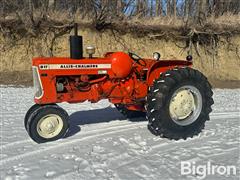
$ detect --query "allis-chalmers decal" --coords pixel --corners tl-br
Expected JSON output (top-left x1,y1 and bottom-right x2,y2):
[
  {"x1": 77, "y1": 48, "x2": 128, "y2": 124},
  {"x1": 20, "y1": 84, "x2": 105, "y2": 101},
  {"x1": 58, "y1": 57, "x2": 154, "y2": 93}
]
[{"x1": 39, "y1": 64, "x2": 111, "y2": 70}]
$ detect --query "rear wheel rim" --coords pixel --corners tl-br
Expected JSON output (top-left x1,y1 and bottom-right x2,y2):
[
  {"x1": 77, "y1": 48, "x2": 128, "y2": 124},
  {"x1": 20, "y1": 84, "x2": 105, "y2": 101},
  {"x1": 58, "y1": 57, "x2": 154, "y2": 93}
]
[
  {"x1": 169, "y1": 85, "x2": 202, "y2": 126},
  {"x1": 37, "y1": 114, "x2": 64, "y2": 139}
]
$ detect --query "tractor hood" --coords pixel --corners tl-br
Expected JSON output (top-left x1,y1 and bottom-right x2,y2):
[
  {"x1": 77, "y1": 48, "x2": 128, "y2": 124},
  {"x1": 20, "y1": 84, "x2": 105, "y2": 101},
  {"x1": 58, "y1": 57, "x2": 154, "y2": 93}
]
[{"x1": 32, "y1": 52, "x2": 134, "y2": 79}]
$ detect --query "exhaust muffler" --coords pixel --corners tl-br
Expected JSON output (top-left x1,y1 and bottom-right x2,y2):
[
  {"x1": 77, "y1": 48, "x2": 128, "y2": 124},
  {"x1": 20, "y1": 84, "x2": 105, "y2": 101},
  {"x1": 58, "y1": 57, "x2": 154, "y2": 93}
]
[{"x1": 70, "y1": 23, "x2": 83, "y2": 59}]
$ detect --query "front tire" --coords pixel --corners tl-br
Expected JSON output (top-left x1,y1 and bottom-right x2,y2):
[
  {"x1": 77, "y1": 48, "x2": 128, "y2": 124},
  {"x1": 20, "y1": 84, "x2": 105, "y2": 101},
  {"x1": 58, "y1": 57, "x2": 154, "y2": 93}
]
[
  {"x1": 24, "y1": 104, "x2": 41, "y2": 130},
  {"x1": 26, "y1": 105, "x2": 69, "y2": 143},
  {"x1": 24, "y1": 104, "x2": 58, "y2": 130},
  {"x1": 146, "y1": 67, "x2": 214, "y2": 140}
]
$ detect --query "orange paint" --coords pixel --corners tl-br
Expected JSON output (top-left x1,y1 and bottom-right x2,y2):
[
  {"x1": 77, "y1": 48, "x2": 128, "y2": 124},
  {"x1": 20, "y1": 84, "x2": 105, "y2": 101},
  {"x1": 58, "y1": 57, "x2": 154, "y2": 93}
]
[{"x1": 32, "y1": 52, "x2": 192, "y2": 111}]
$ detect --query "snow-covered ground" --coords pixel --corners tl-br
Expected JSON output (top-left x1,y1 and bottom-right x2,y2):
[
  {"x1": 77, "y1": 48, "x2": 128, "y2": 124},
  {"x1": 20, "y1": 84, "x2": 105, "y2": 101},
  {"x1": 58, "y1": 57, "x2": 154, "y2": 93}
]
[{"x1": 0, "y1": 87, "x2": 239, "y2": 180}]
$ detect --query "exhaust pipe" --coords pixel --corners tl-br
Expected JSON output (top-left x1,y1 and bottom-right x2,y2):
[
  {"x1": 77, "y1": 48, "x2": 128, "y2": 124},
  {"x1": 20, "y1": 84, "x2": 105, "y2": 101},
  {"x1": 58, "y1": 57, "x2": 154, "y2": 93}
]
[{"x1": 70, "y1": 23, "x2": 83, "y2": 59}]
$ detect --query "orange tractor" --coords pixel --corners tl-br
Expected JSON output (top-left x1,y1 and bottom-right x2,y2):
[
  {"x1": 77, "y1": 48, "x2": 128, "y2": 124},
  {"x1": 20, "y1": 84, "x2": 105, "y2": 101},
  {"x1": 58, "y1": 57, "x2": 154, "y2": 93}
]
[{"x1": 25, "y1": 24, "x2": 214, "y2": 143}]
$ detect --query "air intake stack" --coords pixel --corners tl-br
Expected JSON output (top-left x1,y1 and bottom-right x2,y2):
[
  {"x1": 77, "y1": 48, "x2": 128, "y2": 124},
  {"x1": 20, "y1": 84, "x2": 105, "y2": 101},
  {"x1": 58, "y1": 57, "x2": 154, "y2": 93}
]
[{"x1": 70, "y1": 23, "x2": 83, "y2": 59}]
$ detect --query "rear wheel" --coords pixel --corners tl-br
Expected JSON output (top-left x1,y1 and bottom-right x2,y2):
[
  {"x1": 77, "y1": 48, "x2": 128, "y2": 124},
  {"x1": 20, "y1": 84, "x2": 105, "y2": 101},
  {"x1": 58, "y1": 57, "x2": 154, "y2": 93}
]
[
  {"x1": 115, "y1": 104, "x2": 146, "y2": 119},
  {"x1": 26, "y1": 105, "x2": 69, "y2": 143},
  {"x1": 146, "y1": 67, "x2": 214, "y2": 140}
]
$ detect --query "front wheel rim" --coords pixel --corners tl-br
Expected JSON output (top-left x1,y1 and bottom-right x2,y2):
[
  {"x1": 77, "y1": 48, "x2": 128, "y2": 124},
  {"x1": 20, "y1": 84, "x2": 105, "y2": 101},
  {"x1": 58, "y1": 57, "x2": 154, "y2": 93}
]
[
  {"x1": 169, "y1": 85, "x2": 202, "y2": 126},
  {"x1": 37, "y1": 114, "x2": 64, "y2": 139}
]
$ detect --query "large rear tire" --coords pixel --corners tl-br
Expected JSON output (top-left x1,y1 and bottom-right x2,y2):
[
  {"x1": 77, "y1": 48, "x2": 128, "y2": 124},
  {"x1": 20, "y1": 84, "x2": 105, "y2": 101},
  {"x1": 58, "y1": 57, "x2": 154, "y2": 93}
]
[
  {"x1": 26, "y1": 104, "x2": 69, "y2": 143},
  {"x1": 146, "y1": 67, "x2": 214, "y2": 140}
]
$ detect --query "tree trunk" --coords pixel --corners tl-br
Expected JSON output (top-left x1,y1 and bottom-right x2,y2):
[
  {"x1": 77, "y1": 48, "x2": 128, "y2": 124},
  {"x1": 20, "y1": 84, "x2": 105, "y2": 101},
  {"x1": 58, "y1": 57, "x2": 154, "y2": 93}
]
[
  {"x1": 0, "y1": 0, "x2": 4, "y2": 17},
  {"x1": 188, "y1": 0, "x2": 194, "y2": 17},
  {"x1": 155, "y1": 0, "x2": 162, "y2": 16},
  {"x1": 173, "y1": 0, "x2": 176, "y2": 17},
  {"x1": 159, "y1": 0, "x2": 162, "y2": 16},
  {"x1": 143, "y1": 0, "x2": 148, "y2": 16},
  {"x1": 200, "y1": 0, "x2": 207, "y2": 16},
  {"x1": 167, "y1": 0, "x2": 171, "y2": 16},
  {"x1": 184, "y1": 0, "x2": 189, "y2": 17},
  {"x1": 214, "y1": 0, "x2": 223, "y2": 16},
  {"x1": 150, "y1": 0, "x2": 153, "y2": 16},
  {"x1": 117, "y1": 0, "x2": 123, "y2": 16},
  {"x1": 136, "y1": 0, "x2": 141, "y2": 15}
]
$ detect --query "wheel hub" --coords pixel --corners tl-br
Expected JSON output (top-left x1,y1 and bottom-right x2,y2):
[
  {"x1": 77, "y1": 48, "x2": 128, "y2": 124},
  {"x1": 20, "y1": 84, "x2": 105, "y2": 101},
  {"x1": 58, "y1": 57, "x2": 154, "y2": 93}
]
[
  {"x1": 169, "y1": 85, "x2": 202, "y2": 126},
  {"x1": 170, "y1": 89, "x2": 195, "y2": 120},
  {"x1": 37, "y1": 114, "x2": 63, "y2": 139}
]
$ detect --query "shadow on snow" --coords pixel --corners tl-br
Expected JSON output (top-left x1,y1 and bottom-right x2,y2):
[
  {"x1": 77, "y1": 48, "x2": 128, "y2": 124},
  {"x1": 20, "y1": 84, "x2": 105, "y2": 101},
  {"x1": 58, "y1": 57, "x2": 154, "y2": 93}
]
[{"x1": 64, "y1": 106, "x2": 146, "y2": 138}]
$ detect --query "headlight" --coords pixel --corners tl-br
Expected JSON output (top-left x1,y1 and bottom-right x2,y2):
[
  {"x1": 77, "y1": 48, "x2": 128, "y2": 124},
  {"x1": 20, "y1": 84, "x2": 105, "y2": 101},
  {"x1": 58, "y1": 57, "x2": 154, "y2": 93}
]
[
  {"x1": 86, "y1": 45, "x2": 95, "y2": 58},
  {"x1": 153, "y1": 52, "x2": 161, "y2": 61},
  {"x1": 32, "y1": 66, "x2": 43, "y2": 99}
]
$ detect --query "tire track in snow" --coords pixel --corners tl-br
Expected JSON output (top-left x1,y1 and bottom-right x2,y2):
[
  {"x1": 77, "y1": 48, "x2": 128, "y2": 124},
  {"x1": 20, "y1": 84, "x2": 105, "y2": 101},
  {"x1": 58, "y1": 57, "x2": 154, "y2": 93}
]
[
  {"x1": 52, "y1": 113, "x2": 240, "y2": 180},
  {"x1": 0, "y1": 122, "x2": 146, "y2": 166},
  {"x1": 115, "y1": 113, "x2": 238, "y2": 169},
  {"x1": 150, "y1": 112, "x2": 240, "y2": 150},
  {"x1": 1, "y1": 111, "x2": 238, "y2": 150},
  {"x1": 150, "y1": 125, "x2": 239, "y2": 153},
  {"x1": 0, "y1": 140, "x2": 31, "y2": 150},
  {"x1": 210, "y1": 111, "x2": 240, "y2": 119},
  {"x1": 0, "y1": 112, "x2": 239, "y2": 166},
  {"x1": 0, "y1": 119, "x2": 143, "y2": 151},
  {"x1": 110, "y1": 119, "x2": 239, "y2": 176}
]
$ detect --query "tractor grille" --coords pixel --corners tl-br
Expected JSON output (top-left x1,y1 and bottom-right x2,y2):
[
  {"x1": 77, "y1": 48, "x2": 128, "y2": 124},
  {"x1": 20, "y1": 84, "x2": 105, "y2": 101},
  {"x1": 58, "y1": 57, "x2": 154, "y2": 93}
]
[{"x1": 32, "y1": 66, "x2": 43, "y2": 99}]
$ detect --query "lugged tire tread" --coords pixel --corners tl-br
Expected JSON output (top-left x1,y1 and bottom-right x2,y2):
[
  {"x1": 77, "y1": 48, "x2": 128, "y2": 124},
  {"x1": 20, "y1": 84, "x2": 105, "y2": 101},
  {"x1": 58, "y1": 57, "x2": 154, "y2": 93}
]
[
  {"x1": 26, "y1": 104, "x2": 69, "y2": 143},
  {"x1": 146, "y1": 67, "x2": 214, "y2": 140}
]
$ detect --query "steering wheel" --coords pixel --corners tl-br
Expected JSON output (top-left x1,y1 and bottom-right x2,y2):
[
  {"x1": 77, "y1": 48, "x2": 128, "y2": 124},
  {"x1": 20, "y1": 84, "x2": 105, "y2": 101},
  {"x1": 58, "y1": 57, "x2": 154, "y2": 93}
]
[{"x1": 129, "y1": 52, "x2": 146, "y2": 66}]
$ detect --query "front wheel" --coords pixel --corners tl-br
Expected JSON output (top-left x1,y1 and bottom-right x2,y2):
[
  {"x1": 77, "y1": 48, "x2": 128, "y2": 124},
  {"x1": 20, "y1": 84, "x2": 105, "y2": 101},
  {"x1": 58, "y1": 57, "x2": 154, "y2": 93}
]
[
  {"x1": 24, "y1": 104, "x2": 41, "y2": 130},
  {"x1": 146, "y1": 67, "x2": 214, "y2": 140},
  {"x1": 25, "y1": 104, "x2": 69, "y2": 143}
]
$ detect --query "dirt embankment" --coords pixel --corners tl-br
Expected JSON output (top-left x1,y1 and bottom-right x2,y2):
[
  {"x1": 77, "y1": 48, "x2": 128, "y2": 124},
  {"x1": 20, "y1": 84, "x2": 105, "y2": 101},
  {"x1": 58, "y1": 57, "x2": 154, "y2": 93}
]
[{"x1": 0, "y1": 28, "x2": 239, "y2": 88}]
